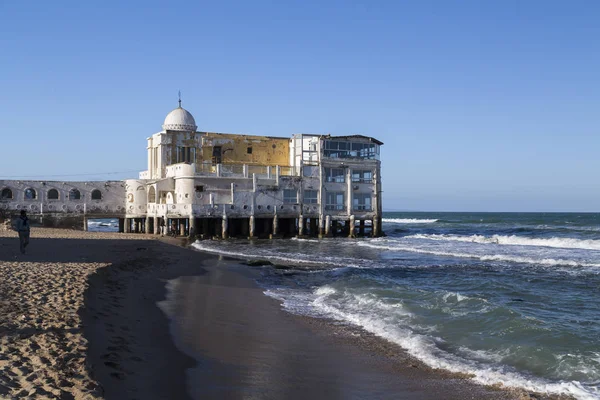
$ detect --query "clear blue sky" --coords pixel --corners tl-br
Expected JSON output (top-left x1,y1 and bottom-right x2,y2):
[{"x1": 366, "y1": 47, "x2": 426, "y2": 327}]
[{"x1": 1, "y1": 1, "x2": 598, "y2": 212}]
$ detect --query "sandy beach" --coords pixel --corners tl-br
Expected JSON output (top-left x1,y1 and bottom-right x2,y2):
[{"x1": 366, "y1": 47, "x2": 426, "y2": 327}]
[{"x1": 0, "y1": 228, "x2": 560, "y2": 399}]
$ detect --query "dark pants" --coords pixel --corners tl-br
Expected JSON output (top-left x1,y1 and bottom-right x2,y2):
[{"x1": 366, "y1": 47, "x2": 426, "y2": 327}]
[{"x1": 19, "y1": 231, "x2": 30, "y2": 254}]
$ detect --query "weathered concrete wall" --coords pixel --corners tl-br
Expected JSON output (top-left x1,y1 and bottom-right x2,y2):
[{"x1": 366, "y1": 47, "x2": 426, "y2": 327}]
[
  {"x1": 199, "y1": 132, "x2": 289, "y2": 166},
  {"x1": 0, "y1": 180, "x2": 126, "y2": 217},
  {"x1": 125, "y1": 179, "x2": 148, "y2": 217}
]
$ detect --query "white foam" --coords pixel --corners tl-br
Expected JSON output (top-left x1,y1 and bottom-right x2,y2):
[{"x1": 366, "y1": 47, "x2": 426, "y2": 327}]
[
  {"x1": 191, "y1": 241, "x2": 361, "y2": 269},
  {"x1": 408, "y1": 233, "x2": 600, "y2": 251},
  {"x1": 356, "y1": 241, "x2": 600, "y2": 269},
  {"x1": 383, "y1": 218, "x2": 438, "y2": 224},
  {"x1": 302, "y1": 288, "x2": 597, "y2": 400}
]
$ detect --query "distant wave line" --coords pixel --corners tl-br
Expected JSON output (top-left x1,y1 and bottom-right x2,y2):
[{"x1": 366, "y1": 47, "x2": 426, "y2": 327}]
[
  {"x1": 383, "y1": 218, "x2": 438, "y2": 224},
  {"x1": 407, "y1": 233, "x2": 600, "y2": 251},
  {"x1": 357, "y1": 242, "x2": 600, "y2": 268}
]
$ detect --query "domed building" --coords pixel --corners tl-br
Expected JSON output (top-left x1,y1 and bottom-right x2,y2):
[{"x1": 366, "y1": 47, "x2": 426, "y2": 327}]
[
  {"x1": 125, "y1": 99, "x2": 384, "y2": 239},
  {"x1": 162, "y1": 101, "x2": 197, "y2": 132},
  {"x1": 0, "y1": 97, "x2": 384, "y2": 238}
]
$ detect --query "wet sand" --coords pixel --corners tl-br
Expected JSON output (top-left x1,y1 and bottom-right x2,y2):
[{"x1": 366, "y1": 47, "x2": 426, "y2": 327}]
[{"x1": 0, "y1": 228, "x2": 557, "y2": 399}]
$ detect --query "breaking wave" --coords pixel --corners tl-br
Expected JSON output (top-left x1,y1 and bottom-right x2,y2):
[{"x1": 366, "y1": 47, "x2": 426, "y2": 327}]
[
  {"x1": 357, "y1": 241, "x2": 600, "y2": 269},
  {"x1": 407, "y1": 234, "x2": 600, "y2": 251}
]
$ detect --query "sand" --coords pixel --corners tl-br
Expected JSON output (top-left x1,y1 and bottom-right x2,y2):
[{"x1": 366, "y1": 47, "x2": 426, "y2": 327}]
[{"x1": 0, "y1": 227, "x2": 563, "y2": 400}]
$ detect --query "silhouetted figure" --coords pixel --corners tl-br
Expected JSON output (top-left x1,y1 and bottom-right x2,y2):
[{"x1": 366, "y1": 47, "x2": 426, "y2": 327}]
[
  {"x1": 160, "y1": 217, "x2": 166, "y2": 237},
  {"x1": 15, "y1": 210, "x2": 30, "y2": 254}
]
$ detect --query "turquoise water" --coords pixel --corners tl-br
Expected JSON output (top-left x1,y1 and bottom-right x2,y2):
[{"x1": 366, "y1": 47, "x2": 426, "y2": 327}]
[{"x1": 192, "y1": 212, "x2": 600, "y2": 399}]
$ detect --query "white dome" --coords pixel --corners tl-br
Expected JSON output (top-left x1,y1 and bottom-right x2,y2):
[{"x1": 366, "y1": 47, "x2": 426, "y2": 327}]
[{"x1": 162, "y1": 106, "x2": 197, "y2": 131}]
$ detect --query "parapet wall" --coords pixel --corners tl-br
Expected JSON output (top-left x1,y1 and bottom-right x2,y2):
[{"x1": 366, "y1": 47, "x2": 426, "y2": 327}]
[{"x1": 0, "y1": 180, "x2": 126, "y2": 220}]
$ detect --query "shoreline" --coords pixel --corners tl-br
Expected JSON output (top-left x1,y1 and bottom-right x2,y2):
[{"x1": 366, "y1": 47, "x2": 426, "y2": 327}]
[{"x1": 0, "y1": 228, "x2": 568, "y2": 399}]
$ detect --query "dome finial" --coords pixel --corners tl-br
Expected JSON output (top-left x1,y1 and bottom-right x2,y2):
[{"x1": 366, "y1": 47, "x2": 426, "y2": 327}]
[{"x1": 178, "y1": 90, "x2": 182, "y2": 108}]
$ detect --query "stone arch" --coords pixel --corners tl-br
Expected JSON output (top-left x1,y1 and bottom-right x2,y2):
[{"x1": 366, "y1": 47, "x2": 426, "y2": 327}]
[
  {"x1": 69, "y1": 188, "x2": 81, "y2": 200},
  {"x1": 1, "y1": 188, "x2": 13, "y2": 200},
  {"x1": 148, "y1": 186, "x2": 156, "y2": 203},
  {"x1": 24, "y1": 188, "x2": 37, "y2": 200},
  {"x1": 47, "y1": 189, "x2": 59, "y2": 200},
  {"x1": 91, "y1": 189, "x2": 102, "y2": 200}
]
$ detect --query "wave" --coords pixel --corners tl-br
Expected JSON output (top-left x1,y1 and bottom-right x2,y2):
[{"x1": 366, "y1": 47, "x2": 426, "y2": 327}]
[
  {"x1": 357, "y1": 241, "x2": 600, "y2": 269},
  {"x1": 407, "y1": 234, "x2": 600, "y2": 251},
  {"x1": 266, "y1": 284, "x2": 597, "y2": 400},
  {"x1": 383, "y1": 218, "x2": 438, "y2": 224},
  {"x1": 191, "y1": 241, "x2": 360, "y2": 269}
]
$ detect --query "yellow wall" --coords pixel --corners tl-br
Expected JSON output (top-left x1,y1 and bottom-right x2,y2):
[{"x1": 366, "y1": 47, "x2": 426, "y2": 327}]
[{"x1": 198, "y1": 132, "x2": 289, "y2": 166}]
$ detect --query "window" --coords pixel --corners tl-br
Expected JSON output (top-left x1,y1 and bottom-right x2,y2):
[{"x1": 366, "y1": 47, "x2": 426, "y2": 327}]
[
  {"x1": 324, "y1": 140, "x2": 380, "y2": 160},
  {"x1": 48, "y1": 189, "x2": 59, "y2": 200},
  {"x1": 303, "y1": 190, "x2": 318, "y2": 204},
  {"x1": 325, "y1": 168, "x2": 346, "y2": 183},
  {"x1": 195, "y1": 185, "x2": 204, "y2": 192},
  {"x1": 212, "y1": 146, "x2": 222, "y2": 164},
  {"x1": 283, "y1": 189, "x2": 297, "y2": 203},
  {"x1": 351, "y1": 170, "x2": 373, "y2": 183},
  {"x1": 176, "y1": 146, "x2": 195, "y2": 163},
  {"x1": 69, "y1": 189, "x2": 81, "y2": 200},
  {"x1": 325, "y1": 192, "x2": 345, "y2": 211},
  {"x1": 353, "y1": 193, "x2": 372, "y2": 211},
  {"x1": 1, "y1": 188, "x2": 13, "y2": 200},
  {"x1": 247, "y1": 147, "x2": 252, "y2": 154},
  {"x1": 303, "y1": 166, "x2": 318, "y2": 177},
  {"x1": 91, "y1": 189, "x2": 102, "y2": 200},
  {"x1": 148, "y1": 187, "x2": 157, "y2": 203},
  {"x1": 24, "y1": 188, "x2": 36, "y2": 200}
]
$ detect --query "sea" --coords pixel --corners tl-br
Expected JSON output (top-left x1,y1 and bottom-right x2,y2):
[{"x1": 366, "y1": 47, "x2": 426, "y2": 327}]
[
  {"x1": 191, "y1": 212, "x2": 600, "y2": 400},
  {"x1": 86, "y1": 218, "x2": 119, "y2": 232}
]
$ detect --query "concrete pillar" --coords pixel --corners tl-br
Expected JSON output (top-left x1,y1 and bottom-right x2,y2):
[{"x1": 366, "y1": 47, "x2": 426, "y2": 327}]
[
  {"x1": 373, "y1": 217, "x2": 381, "y2": 237},
  {"x1": 325, "y1": 215, "x2": 331, "y2": 237},
  {"x1": 83, "y1": 218, "x2": 88, "y2": 232},
  {"x1": 153, "y1": 217, "x2": 159, "y2": 235},
  {"x1": 180, "y1": 219, "x2": 186, "y2": 236},
  {"x1": 249, "y1": 215, "x2": 255, "y2": 238},
  {"x1": 359, "y1": 220, "x2": 365, "y2": 236},
  {"x1": 319, "y1": 214, "x2": 325, "y2": 237},
  {"x1": 298, "y1": 215, "x2": 304, "y2": 237},
  {"x1": 272, "y1": 214, "x2": 279, "y2": 237},
  {"x1": 222, "y1": 215, "x2": 228, "y2": 239},
  {"x1": 145, "y1": 216, "x2": 152, "y2": 234},
  {"x1": 372, "y1": 219, "x2": 379, "y2": 237},
  {"x1": 348, "y1": 215, "x2": 355, "y2": 238},
  {"x1": 189, "y1": 217, "x2": 196, "y2": 238},
  {"x1": 137, "y1": 219, "x2": 143, "y2": 233},
  {"x1": 124, "y1": 218, "x2": 130, "y2": 233}
]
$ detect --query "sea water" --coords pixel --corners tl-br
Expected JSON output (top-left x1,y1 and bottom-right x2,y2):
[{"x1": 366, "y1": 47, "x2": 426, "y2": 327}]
[
  {"x1": 191, "y1": 212, "x2": 600, "y2": 399},
  {"x1": 87, "y1": 218, "x2": 119, "y2": 232}
]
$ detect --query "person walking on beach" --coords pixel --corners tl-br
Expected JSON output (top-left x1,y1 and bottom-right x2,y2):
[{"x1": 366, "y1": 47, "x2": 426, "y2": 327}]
[
  {"x1": 14, "y1": 210, "x2": 30, "y2": 254},
  {"x1": 160, "y1": 216, "x2": 166, "y2": 236}
]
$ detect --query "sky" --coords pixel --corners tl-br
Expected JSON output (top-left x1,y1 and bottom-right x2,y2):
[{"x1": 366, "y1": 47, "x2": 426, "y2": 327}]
[{"x1": 1, "y1": 0, "x2": 599, "y2": 212}]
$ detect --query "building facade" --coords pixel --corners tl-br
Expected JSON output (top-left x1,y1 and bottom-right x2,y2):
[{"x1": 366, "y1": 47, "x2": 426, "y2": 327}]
[
  {"x1": 125, "y1": 102, "x2": 383, "y2": 238},
  {"x1": 1, "y1": 102, "x2": 384, "y2": 238}
]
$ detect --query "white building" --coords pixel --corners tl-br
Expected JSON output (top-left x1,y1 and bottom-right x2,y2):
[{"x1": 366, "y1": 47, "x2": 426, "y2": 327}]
[
  {"x1": 0, "y1": 101, "x2": 383, "y2": 238},
  {"x1": 125, "y1": 102, "x2": 383, "y2": 238}
]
